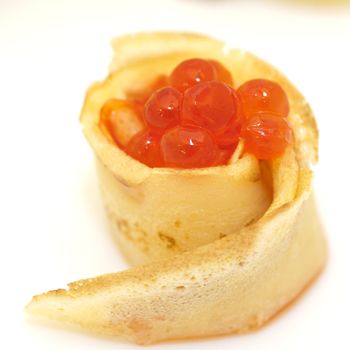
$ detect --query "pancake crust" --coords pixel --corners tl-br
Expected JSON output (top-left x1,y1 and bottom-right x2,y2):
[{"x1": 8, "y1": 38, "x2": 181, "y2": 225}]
[{"x1": 26, "y1": 33, "x2": 326, "y2": 344}]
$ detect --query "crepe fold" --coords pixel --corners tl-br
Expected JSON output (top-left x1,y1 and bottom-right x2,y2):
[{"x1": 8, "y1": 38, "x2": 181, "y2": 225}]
[{"x1": 26, "y1": 33, "x2": 326, "y2": 344}]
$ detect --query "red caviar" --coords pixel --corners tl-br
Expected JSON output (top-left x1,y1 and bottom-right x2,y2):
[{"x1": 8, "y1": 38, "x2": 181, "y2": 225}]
[
  {"x1": 161, "y1": 126, "x2": 218, "y2": 168},
  {"x1": 242, "y1": 113, "x2": 293, "y2": 159},
  {"x1": 99, "y1": 58, "x2": 292, "y2": 167},
  {"x1": 215, "y1": 149, "x2": 235, "y2": 166},
  {"x1": 208, "y1": 60, "x2": 233, "y2": 86},
  {"x1": 144, "y1": 87, "x2": 182, "y2": 132},
  {"x1": 237, "y1": 79, "x2": 290, "y2": 118},
  {"x1": 125, "y1": 130, "x2": 164, "y2": 167},
  {"x1": 170, "y1": 58, "x2": 217, "y2": 93},
  {"x1": 215, "y1": 117, "x2": 241, "y2": 150},
  {"x1": 182, "y1": 81, "x2": 239, "y2": 135}
]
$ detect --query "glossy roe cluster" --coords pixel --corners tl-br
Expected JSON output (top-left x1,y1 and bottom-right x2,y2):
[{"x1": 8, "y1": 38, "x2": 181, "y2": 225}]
[{"x1": 100, "y1": 58, "x2": 292, "y2": 168}]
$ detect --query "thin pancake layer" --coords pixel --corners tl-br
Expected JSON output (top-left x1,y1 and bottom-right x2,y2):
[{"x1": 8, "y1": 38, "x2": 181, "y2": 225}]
[{"x1": 26, "y1": 32, "x2": 325, "y2": 344}]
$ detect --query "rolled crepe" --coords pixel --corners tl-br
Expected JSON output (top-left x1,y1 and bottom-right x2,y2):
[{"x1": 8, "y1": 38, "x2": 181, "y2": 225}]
[{"x1": 26, "y1": 33, "x2": 326, "y2": 344}]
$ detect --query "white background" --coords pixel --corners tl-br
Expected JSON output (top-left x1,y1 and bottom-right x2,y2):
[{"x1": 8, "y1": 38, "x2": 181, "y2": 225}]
[{"x1": 1, "y1": 0, "x2": 350, "y2": 349}]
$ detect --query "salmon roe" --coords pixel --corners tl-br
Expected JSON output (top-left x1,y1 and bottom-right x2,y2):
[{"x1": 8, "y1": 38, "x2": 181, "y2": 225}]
[
  {"x1": 242, "y1": 113, "x2": 292, "y2": 160},
  {"x1": 161, "y1": 126, "x2": 219, "y2": 168},
  {"x1": 182, "y1": 81, "x2": 239, "y2": 135},
  {"x1": 169, "y1": 58, "x2": 217, "y2": 93},
  {"x1": 237, "y1": 79, "x2": 290, "y2": 118},
  {"x1": 99, "y1": 58, "x2": 293, "y2": 168},
  {"x1": 125, "y1": 130, "x2": 164, "y2": 167},
  {"x1": 144, "y1": 87, "x2": 182, "y2": 132}
]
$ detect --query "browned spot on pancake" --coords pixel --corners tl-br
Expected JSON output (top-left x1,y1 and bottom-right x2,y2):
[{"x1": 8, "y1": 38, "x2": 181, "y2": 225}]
[
  {"x1": 116, "y1": 219, "x2": 132, "y2": 240},
  {"x1": 247, "y1": 314, "x2": 260, "y2": 329},
  {"x1": 174, "y1": 220, "x2": 181, "y2": 228},
  {"x1": 176, "y1": 285, "x2": 185, "y2": 290},
  {"x1": 158, "y1": 232, "x2": 177, "y2": 249},
  {"x1": 127, "y1": 318, "x2": 151, "y2": 332}
]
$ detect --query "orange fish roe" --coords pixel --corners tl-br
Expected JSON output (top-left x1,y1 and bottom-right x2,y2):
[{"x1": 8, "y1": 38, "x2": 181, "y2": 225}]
[{"x1": 99, "y1": 58, "x2": 292, "y2": 167}]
